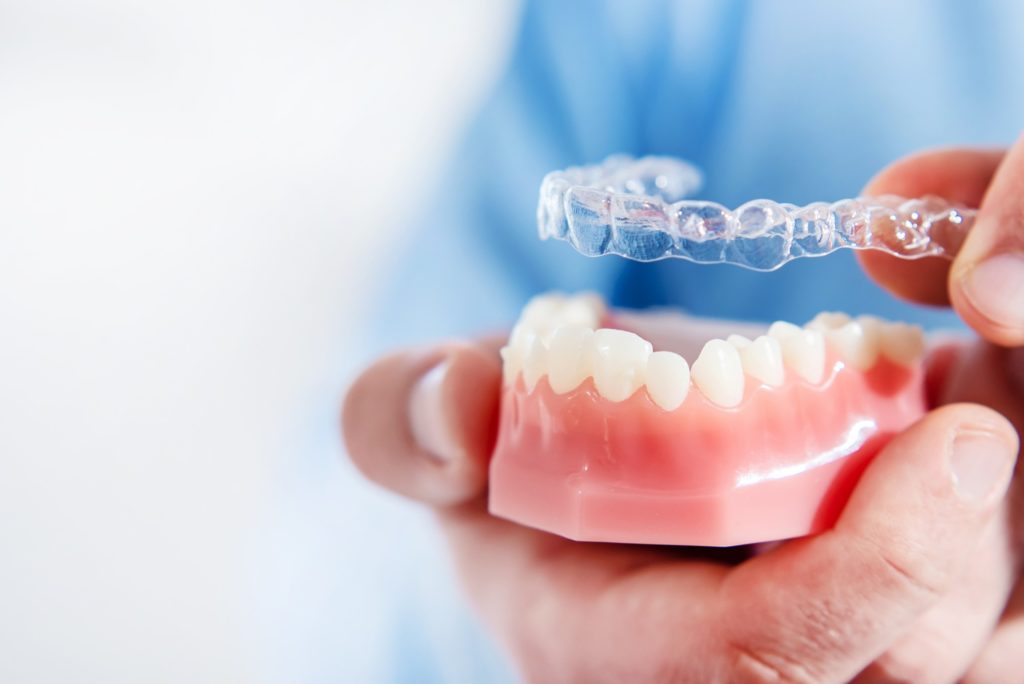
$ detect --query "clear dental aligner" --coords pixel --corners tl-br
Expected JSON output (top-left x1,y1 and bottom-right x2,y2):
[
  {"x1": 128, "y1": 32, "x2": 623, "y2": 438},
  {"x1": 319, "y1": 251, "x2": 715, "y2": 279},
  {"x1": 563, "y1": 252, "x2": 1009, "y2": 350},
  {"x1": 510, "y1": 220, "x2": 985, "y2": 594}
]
[{"x1": 538, "y1": 155, "x2": 977, "y2": 271}]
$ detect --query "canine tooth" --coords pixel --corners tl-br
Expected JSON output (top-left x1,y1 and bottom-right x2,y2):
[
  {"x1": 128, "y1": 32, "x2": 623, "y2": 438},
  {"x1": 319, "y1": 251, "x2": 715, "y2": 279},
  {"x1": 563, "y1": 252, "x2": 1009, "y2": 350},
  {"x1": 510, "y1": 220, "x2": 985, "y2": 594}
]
[
  {"x1": 726, "y1": 334, "x2": 752, "y2": 349},
  {"x1": 546, "y1": 325, "x2": 595, "y2": 394},
  {"x1": 806, "y1": 311, "x2": 852, "y2": 332},
  {"x1": 739, "y1": 335, "x2": 785, "y2": 387},
  {"x1": 880, "y1": 322, "x2": 925, "y2": 365},
  {"x1": 768, "y1": 321, "x2": 825, "y2": 384},
  {"x1": 826, "y1": 318, "x2": 882, "y2": 371},
  {"x1": 521, "y1": 335, "x2": 547, "y2": 392},
  {"x1": 691, "y1": 339, "x2": 745, "y2": 408},
  {"x1": 591, "y1": 328, "x2": 652, "y2": 401},
  {"x1": 645, "y1": 351, "x2": 690, "y2": 411}
]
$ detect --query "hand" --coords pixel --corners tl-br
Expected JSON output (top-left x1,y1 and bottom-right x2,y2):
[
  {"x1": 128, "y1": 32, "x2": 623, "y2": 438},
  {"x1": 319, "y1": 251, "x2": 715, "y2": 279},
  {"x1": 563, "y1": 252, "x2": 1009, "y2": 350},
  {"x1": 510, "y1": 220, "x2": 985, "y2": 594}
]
[
  {"x1": 855, "y1": 141, "x2": 1024, "y2": 680},
  {"x1": 343, "y1": 338, "x2": 1016, "y2": 682},
  {"x1": 341, "y1": 140, "x2": 1024, "y2": 683}
]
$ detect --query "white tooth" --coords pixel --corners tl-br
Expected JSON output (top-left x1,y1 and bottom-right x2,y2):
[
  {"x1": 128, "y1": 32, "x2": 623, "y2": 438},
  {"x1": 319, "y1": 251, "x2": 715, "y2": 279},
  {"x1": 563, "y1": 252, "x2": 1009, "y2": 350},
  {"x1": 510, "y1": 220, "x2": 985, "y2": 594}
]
[
  {"x1": 500, "y1": 346, "x2": 518, "y2": 384},
  {"x1": 645, "y1": 351, "x2": 690, "y2": 411},
  {"x1": 768, "y1": 321, "x2": 826, "y2": 384},
  {"x1": 591, "y1": 328, "x2": 652, "y2": 402},
  {"x1": 559, "y1": 292, "x2": 606, "y2": 329},
  {"x1": 806, "y1": 311, "x2": 852, "y2": 333},
  {"x1": 881, "y1": 322, "x2": 925, "y2": 365},
  {"x1": 521, "y1": 335, "x2": 547, "y2": 392},
  {"x1": 691, "y1": 339, "x2": 745, "y2": 408},
  {"x1": 738, "y1": 335, "x2": 785, "y2": 387},
  {"x1": 826, "y1": 318, "x2": 882, "y2": 371},
  {"x1": 726, "y1": 334, "x2": 752, "y2": 349},
  {"x1": 546, "y1": 325, "x2": 595, "y2": 394}
]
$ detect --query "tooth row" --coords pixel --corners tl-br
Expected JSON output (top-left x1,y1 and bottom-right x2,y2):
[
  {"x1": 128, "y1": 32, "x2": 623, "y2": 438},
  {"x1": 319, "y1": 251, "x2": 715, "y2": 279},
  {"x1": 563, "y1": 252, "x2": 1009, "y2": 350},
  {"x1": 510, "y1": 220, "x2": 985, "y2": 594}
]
[
  {"x1": 805, "y1": 312, "x2": 925, "y2": 369},
  {"x1": 502, "y1": 294, "x2": 926, "y2": 411}
]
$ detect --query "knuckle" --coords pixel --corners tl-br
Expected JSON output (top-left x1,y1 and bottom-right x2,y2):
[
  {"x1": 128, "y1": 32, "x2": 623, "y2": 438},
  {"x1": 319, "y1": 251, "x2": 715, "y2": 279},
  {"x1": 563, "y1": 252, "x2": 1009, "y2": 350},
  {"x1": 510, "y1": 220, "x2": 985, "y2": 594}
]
[
  {"x1": 725, "y1": 641, "x2": 822, "y2": 684},
  {"x1": 865, "y1": 536, "x2": 950, "y2": 603}
]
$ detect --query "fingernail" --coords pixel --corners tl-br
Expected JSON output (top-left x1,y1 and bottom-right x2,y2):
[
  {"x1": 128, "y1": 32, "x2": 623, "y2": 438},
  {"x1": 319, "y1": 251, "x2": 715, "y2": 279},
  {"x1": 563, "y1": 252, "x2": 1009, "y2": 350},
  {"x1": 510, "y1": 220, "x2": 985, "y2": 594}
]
[
  {"x1": 409, "y1": 360, "x2": 459, "y2": 463},
  {"x1": 962, "y1": 253, "x2": 1024, "y2": 333},
  {"x1": 950, "y1": 429, "x2": 1014, "y2": 504}
]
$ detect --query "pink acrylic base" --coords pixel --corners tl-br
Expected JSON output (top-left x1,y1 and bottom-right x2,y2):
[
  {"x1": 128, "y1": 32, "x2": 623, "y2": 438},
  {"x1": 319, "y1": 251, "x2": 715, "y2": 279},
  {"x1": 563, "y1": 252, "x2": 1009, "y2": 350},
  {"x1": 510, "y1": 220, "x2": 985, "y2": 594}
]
[{"x1": 489, "y1": 355, "x2": 926, "y2": 547}]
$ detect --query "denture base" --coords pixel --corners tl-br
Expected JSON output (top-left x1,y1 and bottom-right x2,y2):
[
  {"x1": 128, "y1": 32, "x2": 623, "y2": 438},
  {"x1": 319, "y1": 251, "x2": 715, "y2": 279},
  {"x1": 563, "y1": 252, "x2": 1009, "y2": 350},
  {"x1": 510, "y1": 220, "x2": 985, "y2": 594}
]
[{"x1": 489, "y1": 356, "x2": 925, "y2": 547}]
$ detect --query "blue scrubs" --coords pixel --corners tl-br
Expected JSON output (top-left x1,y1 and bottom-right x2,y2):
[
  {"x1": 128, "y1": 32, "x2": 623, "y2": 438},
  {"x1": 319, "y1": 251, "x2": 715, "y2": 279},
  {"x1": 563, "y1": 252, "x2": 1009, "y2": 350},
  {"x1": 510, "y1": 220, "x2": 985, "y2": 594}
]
[{"x1": 366, "y1": 1, "x2": 1024, "y2": 680}]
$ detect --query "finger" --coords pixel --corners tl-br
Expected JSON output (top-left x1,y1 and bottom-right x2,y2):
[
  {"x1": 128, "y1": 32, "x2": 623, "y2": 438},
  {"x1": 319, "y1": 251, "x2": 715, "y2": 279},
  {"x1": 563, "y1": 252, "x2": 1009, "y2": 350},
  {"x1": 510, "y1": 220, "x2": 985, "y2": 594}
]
[
  {"x1": 858, "y1": 147, "x2": 1004, "y2": 305},
  {"x1": 717, "y1": 404, "x2": 1019, "y2": 684},
  {"x1": 951, "y1": 133, "x2": 1024, "y2": 346},
  {"x1": 856, "y1": 507, "x2": 1016, "y2": 682},
  {"x1": 438, "y1": 499, "x2": 728, "y2": 682},
  {"x1": 341, "y1": 339, "x2": 503, "y2": 506},
  {"x1": 964, "y1": 580, "x2": 1024, "y2": 682}
]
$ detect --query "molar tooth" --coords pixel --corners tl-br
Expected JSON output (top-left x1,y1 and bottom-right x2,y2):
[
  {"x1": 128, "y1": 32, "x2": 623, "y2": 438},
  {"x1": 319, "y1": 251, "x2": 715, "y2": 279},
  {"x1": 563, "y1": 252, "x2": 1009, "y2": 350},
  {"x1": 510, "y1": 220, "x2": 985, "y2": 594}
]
[
  {"x1": 591, "y1": 328, "x2": 652, "y2": 402},
  {"x1": 546, "y1": 325, "x2": 595, "y2": 394},
  {"x1": 880, "y1": 322, "x2": 925, "y2": 365},
  {"x1": 521, "y1": 335, "x2": 547, "y2": 392},
  {"x1": 645, "y1": 351, "x2": 690, "y2": 411},
  {"x1": 691, "y1": 339, "x2": 745, "y2": 408},
  {"x1": 806, "y1": 311, "x2": 852, "y2": 333},
  {"x1": 768, "y1": 321, "x2": 826, "y2": 384},
  {"x1": 738, "y1": 335, "x2": 785, "y2": 387},
  {"x1": 825, "y1": 318, "x2": 882, "y2": 371}
]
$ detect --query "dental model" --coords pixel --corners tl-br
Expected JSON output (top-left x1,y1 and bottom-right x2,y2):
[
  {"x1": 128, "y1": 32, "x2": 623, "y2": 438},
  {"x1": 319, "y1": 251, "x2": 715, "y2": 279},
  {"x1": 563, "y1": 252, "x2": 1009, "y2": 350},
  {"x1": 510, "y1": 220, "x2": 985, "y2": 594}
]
[
  {"x1": 489, "y1": 292, "x2": 927, "y2": 546},
  {"x1": 538, "y1": 156, "x2": 976, "y2": 270}
]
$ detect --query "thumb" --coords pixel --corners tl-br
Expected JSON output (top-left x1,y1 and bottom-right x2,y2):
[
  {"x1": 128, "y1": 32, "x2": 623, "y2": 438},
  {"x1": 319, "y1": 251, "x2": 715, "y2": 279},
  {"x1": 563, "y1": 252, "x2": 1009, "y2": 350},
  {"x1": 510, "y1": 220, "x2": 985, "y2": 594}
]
[
  {"x1": 951, "y1": 133, "x2": 1024, "y2": 346},
  {"x1": 717, "y1": 404, "x2": 1018, "y2": 683}
]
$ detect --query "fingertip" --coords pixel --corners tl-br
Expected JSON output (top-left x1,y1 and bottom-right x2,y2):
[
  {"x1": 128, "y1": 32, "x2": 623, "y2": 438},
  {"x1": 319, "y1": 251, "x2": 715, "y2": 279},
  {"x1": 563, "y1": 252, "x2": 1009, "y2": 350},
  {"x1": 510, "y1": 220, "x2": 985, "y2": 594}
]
[
  {"x1": 857, "y1": 251, "x2": 951, "y2": 306},
  {"x1": 341, "y1": 341, "x2": 503, "y2": 506},
  {"x1": 950, "y1": 254, "x2": 1024, "y2": 347}
]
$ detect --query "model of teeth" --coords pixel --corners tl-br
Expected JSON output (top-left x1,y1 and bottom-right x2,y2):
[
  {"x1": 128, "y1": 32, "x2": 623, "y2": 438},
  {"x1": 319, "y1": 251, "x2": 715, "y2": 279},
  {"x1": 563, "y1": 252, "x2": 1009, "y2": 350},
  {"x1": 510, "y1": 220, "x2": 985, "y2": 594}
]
[
  {"x1": 490, "y1": 291, "x2": 929, "y2": 548},
  {"x1": 499, "y1": 292, "x2": 924, "y2": 410}
]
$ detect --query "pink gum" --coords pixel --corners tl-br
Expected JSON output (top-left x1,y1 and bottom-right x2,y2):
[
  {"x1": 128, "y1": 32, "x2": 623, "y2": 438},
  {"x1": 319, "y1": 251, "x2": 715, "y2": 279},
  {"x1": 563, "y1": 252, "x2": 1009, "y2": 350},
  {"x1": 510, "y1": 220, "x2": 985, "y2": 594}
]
[{"x1": 489, "y1": 354, "x2": 926, "y2": 547}]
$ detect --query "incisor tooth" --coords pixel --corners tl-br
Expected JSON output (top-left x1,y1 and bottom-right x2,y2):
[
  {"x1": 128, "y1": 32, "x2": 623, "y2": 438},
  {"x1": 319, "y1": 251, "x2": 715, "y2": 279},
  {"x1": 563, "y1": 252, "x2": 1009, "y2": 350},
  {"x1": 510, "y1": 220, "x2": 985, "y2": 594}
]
[
  {"x1": 546, "y1": 325, "x2": 595, "y2": 394},
  {"x1": 768, "y1": 321, "x2": 826, "y2": 384},
  {"x1": 880, "y1": 322, "x2": 925, "y2": 365},
  {"x1": 645, "y1": 351, "x2": 690, "y2": 411},
  {"x1": 591, "y1": 328, "x2": 652, "y2": 402},
  {"x1": 826, "y1": 318, "x2": 881, "y2": 371},
  {"x1": 739, "y1": 335, "x2": 785, "y2": 387},
  {"x1": 691, "y1": 339, "x2": 745, "y2": 408}
]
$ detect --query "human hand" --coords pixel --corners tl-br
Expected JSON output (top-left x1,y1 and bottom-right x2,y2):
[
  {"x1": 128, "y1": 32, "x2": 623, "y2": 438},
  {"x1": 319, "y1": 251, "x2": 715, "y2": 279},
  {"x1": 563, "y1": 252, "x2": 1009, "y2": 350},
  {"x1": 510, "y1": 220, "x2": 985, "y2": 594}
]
[
  {"x1": 854, "y1": 141, "x2": 1024, "y2": 680},
  {"x1": 343, "y1": 333, "x2": 1017, "y2": 682}
]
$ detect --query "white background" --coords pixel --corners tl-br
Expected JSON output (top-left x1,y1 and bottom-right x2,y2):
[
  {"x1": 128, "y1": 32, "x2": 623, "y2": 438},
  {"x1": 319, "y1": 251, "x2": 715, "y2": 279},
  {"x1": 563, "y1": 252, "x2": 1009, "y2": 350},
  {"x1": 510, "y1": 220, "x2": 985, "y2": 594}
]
[{"x1": 0, "y1": 1, "x2": 516, "y2": 680}]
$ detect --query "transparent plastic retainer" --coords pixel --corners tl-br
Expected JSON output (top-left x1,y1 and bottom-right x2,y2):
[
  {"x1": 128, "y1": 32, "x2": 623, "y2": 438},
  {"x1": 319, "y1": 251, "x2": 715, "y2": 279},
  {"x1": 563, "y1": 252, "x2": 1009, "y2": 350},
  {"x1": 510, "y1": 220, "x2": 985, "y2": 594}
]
[{"x1": 538, "y1": 156, "x2": 976, "y2": 271}]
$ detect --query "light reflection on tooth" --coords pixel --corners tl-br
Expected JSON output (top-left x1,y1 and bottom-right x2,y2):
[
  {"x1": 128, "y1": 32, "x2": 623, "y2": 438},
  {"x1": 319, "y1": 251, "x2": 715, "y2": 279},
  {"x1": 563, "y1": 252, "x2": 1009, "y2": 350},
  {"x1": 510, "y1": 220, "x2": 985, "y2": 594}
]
[
  {"x1": 591, "y1": 328, "x2": 652, "y2": 402},
  {"x1": 691, "y1": 339, "x2": 745, "y2": 408},
  {"x1": 739, "y1": 335, "x2": 785, "y2": 387},
  {"x1": 768, "y1": 321, "x2": 825, "y2": 384},
  {"x1": 646, "y1": 351, "x2": 690, "y2": 411},
  {"x1": 546, "y1": 325, "x2": 595, "y2": 394},
  {"x1": 881, "y1": 322, "x2": 925, "y2": 365},
  {"x1": 826, "y1": 318, "x2": 881, "y2": 371}
]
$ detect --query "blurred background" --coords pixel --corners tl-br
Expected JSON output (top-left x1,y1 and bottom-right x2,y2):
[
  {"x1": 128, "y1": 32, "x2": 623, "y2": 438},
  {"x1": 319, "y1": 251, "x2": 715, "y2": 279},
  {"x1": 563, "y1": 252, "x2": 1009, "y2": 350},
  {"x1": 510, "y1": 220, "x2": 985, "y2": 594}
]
[
  {"x1": 1, "y1": 1, "x2": 516, "y2": 681},
  {"x1": 4, "y1": 1, "x2": 1024, "y2": 682}
]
